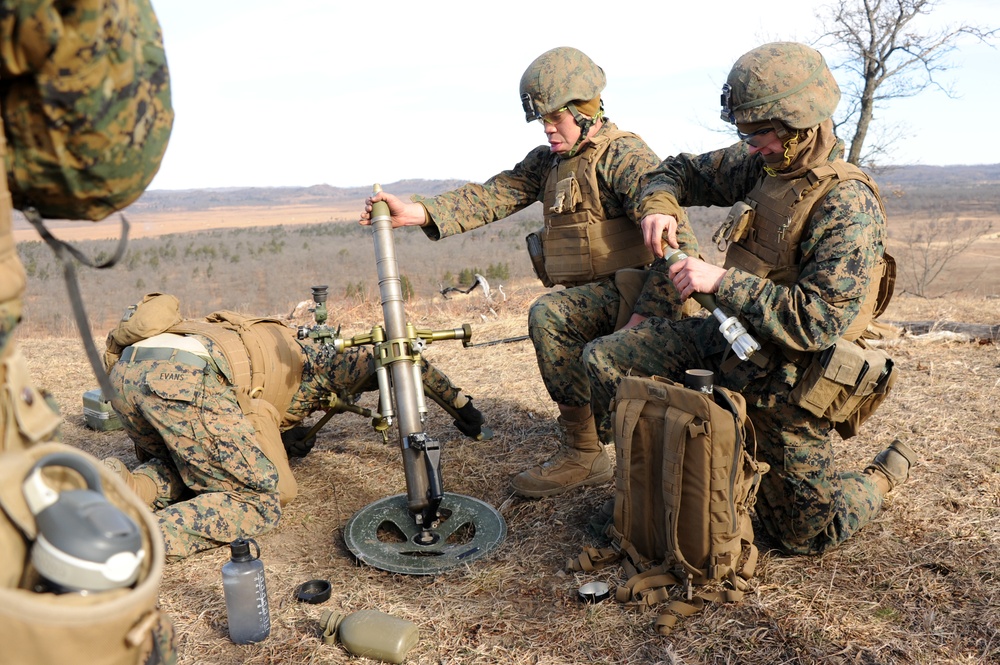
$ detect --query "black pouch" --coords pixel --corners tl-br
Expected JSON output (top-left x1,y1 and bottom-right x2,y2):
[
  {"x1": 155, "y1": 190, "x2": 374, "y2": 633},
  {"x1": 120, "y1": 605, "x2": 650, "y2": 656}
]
[{"x1": 525, "y1": 231, "x2": 554, "y2": 288}]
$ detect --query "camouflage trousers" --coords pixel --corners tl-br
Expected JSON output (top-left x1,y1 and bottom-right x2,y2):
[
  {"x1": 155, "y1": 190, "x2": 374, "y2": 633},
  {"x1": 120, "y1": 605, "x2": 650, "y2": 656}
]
[
  {"x1": 584, "y1": 315, "x2": 886, "y2": 555},
  {"x1": 527, "y1": 278, "x2": 623, "y2": 420},
  {"x1": 110, "y1": 356, "x2": 281, "y2": 561}
]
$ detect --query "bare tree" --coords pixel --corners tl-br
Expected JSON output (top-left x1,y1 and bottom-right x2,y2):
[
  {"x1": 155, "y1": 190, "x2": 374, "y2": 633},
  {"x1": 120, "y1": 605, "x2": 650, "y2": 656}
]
[
  {"x1": 815, "y1": 0, "x2": 996, "y2": 165},
  {"x1": 893, "y1": 211, "x2": 993, "y2": 297}
]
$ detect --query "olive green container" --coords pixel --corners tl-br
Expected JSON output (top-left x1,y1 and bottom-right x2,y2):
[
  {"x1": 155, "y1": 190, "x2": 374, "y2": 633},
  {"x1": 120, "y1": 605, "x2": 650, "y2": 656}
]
[
  {"x1": 82, "y1": 389, "x2": 123, "y2": 431},
  {"x1": 321, "y1": 609, "x2": 418, "y2": 664}
]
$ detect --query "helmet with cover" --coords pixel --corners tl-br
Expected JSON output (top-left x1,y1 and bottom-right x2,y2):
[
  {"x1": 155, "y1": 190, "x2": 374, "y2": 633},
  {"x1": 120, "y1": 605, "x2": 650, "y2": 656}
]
[
  {"x1": 720, "y1": 42, "x2": 840, "y2": 130},
  {"x1": 519, "y1": 46, "x2": 606, "y2": 123}
]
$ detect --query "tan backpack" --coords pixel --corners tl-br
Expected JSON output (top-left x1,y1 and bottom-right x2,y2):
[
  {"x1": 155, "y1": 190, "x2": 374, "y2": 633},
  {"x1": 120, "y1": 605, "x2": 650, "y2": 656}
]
[
  {"x1": 568, "y1": 375, "x2": 768, "y2": 634},
  {"x1": 0, "y1": 442, "x2": 177, "y2": 664}
]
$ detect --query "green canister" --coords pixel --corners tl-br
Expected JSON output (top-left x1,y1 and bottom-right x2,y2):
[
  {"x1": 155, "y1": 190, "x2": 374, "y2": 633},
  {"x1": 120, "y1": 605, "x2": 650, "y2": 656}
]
[{"x1": 321, "y1": 608, "x2": 418, "y2": 663}]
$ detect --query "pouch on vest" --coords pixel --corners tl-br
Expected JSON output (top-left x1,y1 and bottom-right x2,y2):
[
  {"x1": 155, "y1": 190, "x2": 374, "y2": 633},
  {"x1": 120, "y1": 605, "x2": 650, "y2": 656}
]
[
  {"x1": 525, "y1": 230, "x2": 554, "y2": 288},
  {"x1": 0, "y1": 443, "x2": 177, "y2": 664},
  {"x1": 788, "y1": 338, "x2": 897, "y2": 439},
  {"x1": 712, "y1": 201, "x2": 755, "y2": 250},
  {"x1": 104, "y1": 293, "x2": 183, "y2": 372},
  {"x1": 549, "y1": 174, "x2": 582, "y2": 215},
  {"x1": 567, "y1": 376, "x2": 768, "y2": 635}
]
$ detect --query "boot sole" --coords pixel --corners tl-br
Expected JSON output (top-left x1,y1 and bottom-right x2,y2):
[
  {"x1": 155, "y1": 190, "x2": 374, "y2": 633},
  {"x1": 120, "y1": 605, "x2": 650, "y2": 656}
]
[{"x1": 510, "y1": 467, "x2": 614, "y2": 499}]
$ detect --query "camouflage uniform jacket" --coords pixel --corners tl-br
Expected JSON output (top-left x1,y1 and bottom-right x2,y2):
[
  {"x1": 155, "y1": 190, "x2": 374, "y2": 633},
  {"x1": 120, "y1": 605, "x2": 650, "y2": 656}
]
[
  {"x1": 639, "y1": 140, "x2": 886, "y2": 385},
  {"x1": 414, "y1": 121, "x2": 699, "y2": 318}
]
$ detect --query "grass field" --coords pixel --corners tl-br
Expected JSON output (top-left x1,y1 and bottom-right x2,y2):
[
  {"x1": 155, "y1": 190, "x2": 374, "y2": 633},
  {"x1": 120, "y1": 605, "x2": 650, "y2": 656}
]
[{"x1": 12, "y1": 204, "x2": 1000, "y2": 664}]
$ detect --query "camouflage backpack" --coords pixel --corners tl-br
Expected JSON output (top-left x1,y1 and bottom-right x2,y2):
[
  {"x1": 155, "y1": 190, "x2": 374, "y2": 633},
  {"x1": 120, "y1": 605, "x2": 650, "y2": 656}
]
[{"x1": 568, "y1": 375, "x2": 768, "y2": 634}]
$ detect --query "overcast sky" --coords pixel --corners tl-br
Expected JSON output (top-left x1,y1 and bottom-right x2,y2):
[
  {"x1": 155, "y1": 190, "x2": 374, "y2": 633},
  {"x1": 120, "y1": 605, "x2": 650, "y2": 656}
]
[{"x1": 149, "y1": 0, "x2": 1000, "y2": 191}]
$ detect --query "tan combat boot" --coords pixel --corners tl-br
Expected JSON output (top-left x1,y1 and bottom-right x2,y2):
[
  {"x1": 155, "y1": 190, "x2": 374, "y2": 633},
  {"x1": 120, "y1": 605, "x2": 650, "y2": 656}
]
[
  {"x1": 510, "y1": 405, "x2": 613, "y2": 498},
  {"x1": 864, "y1": 439, "x2": 916, "y2": 495},
  {"x1": 103, "y1": 457, "x2": 158, "y2": 507}
]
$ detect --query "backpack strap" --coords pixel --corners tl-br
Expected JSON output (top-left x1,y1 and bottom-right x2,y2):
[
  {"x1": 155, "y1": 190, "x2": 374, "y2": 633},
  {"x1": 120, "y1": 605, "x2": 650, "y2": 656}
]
[
  {"x1": 566, "y1": 545, "x2": 620, "y2": 573},
  {"x1": 615, "y1": 563, "x2": 749, "y2": 635},
  {"x1": 663, "y1": 404, "x2": 698, "y2": 576}
]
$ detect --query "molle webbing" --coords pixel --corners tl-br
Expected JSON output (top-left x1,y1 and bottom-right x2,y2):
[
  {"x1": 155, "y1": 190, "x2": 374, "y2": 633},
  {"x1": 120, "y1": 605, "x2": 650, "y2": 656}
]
[
  {"x1": 725, "y1": 160, "x2": 892, "y2": 342},
  {"x1": 170, "y1": 314, "x2": 304, "y2": 416},
  {"x1": 540, "y1": 129, "x2": 654, "y2": 286}
]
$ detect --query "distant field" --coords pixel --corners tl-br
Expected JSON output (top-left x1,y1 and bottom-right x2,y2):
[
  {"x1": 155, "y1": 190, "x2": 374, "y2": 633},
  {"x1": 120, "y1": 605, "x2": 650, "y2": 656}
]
[
  {"x1": 11, "y1": 203, "x2": 364, "y2": 243},
  {"x1": 14, "y1": 198, "x2": 1000, "y2": 340}
]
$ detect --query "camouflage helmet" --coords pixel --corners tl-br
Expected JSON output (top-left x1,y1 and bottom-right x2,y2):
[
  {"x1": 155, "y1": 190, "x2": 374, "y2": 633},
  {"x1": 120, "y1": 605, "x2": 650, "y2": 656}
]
[
  {"x1": 720, "y1": 42, "x2": 840, "y2": 130},
  {"x1": 1, "y1": 0, "x2": 173, "y2": 221},
  {"x1": 519, "y1": 47, "x2": 606, "y2": 123}
]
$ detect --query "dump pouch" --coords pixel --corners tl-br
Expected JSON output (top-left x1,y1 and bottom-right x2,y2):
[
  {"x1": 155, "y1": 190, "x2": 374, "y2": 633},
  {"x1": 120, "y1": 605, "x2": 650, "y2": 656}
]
[
  {"x1": 0, "y1": 443, "x2": 177, "y2": 664},
  {"x1": 789, "y1": 338, "x2": 897, "y2": 438},
  {"x1": 245, "y1": 398, "x2": 298, "y2": 506},
  {"x1": 613, "y1": 268, "x2": 648, "y2": 331}
]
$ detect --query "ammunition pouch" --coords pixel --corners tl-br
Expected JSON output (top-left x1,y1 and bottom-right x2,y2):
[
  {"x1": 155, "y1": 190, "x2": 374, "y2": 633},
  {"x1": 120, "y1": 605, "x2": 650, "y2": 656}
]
[
  {"x1": 789, "y1": 338, "x2": 897, "y2": 439},
  {"x1": 712, "y1": 201, "x2": 755, "y2": 250}
]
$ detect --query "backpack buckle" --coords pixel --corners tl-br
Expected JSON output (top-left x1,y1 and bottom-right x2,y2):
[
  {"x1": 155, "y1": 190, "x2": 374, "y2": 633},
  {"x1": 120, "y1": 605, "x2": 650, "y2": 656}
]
[{"x1": 684, "y1": 573, "x2": 694, "y2": 601}]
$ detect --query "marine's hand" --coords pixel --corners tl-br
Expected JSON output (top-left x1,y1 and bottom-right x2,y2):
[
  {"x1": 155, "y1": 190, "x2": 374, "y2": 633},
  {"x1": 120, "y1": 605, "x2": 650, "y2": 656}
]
[
  {"x1": 668, "y1": 256, "x2": 727, "y2": 301},
  {"x1": 281, "y1": 426, "x2": 317, "y2": 459},
  {"x1": 640, "y1": 214, "x2": 679, "y2": 258},
  {"x1": 360, "y1": 191, "x2": 427, "y2": 228},
  {"x1": 621, "y1": 312, "x2": 647, "y2": 330}
]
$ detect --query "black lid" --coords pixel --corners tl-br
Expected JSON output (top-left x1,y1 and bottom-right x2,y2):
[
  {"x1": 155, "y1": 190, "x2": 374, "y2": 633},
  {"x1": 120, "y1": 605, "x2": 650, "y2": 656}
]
[{"x1": 229, "y1": 538, "x2": 257, "y2": 562}]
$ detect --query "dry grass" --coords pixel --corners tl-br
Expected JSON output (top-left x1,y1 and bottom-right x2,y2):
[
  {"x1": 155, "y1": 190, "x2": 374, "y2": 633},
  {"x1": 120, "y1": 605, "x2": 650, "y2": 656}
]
[{"x1": 17, "y1": 286, "x2": 1000, "y2": 665}]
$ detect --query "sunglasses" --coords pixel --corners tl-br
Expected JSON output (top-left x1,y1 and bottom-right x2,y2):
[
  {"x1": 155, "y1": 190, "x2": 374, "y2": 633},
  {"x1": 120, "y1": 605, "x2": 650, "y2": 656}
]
[
  {"x1": 737, "y1": 126, "x2": 776, "y2": 147},
  {"x1": 537, "y1": 107, "x2": 570, "y2": 125}
]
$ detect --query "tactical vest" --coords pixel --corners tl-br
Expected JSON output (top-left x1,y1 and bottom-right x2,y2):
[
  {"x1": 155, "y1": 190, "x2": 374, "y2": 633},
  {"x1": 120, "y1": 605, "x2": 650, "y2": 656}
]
[
  {"x1": 719, "y1": 160, "x2": 894, "y2": 343},
  {"x1": 539, "y1": 128, "x2": 655, "y2": 286},
  {"x1": 169, "y1": 313, "x2": 305, "y2": 422}
]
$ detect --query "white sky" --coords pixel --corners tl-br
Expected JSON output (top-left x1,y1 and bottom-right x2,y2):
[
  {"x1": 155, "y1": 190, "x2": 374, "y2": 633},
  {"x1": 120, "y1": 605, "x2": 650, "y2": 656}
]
[{"x1": 149, "y1": 0, "x2": 1000, "y2": 191}]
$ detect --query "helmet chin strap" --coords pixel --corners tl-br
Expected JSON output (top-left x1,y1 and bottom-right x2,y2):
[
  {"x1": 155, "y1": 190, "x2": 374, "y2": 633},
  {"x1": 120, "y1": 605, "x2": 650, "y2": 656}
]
[
  {"x1": 763, "y1": 129, "x2": 802, "y2": 177},
  {"x1": 562, "y1": 102, "x2": 604, "y2": 158}
]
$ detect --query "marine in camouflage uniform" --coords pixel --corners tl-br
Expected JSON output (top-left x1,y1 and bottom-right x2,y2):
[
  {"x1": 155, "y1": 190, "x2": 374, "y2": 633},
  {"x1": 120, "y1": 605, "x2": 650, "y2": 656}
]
[
  {"x1": 361, "y1": 47, "x2": 699, "y2": 499},
  {"x1": 0, "y1": 3, "x2": 177, "y2": 663},
  {"x1": 585, "y1": 42, "x2": 915, "y2": 555},
  {"x1": 0, "y1": 0, "x2": 173, "y2": 453},
  {"x1": 107, "y1": 322, "x2": 483, "y2": 561}
]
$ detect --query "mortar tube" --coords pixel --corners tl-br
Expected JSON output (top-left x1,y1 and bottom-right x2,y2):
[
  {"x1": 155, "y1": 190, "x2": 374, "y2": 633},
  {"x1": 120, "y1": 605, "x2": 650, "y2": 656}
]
[{"x1": 370, "y1": 186, "x2": 439, "y2": 518}]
